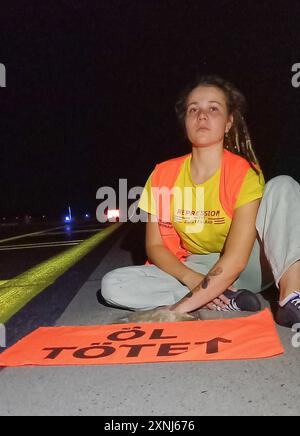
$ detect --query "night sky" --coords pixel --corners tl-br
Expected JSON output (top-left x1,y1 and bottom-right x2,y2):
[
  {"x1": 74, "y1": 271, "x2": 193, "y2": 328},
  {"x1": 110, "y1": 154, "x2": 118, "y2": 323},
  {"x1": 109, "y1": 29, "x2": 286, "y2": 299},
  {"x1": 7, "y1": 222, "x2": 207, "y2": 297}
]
[{"x1": 1, "y1": 0, "x2": 300, "y2": 218}]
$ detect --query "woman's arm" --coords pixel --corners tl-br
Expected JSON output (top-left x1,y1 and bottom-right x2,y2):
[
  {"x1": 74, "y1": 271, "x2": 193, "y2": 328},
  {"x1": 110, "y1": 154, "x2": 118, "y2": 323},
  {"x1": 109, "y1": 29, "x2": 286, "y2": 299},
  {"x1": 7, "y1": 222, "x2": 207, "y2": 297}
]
[
  {"x1": 170, "y1": 198, "x2": 261, "y2": 313},
  {"x1": 146, "y1": 215, "x2": 206, "y2": 290}
]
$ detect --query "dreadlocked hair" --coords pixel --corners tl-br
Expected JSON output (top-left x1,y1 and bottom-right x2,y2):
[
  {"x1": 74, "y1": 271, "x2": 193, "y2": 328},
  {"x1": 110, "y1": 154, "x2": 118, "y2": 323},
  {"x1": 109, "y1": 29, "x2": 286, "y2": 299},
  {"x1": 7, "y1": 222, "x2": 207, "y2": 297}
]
[{"x1": 175, "y1": 74, "x2": 262, "y2": 176}]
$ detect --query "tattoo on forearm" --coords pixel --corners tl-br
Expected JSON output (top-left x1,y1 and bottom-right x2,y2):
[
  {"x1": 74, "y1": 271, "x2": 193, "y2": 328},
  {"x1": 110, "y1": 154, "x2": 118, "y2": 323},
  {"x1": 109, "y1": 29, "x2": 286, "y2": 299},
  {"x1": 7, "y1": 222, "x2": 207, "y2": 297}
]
[
  {"x1": 201, "y1": 276, "x2": 210, "y2": 289},
  {"x1": 209, "y1": 267, "x2": 223, "y2": 277},
  {"x1": 173, "y1": 266, "x2": 224, "y2": 309},
  {"x1": 194, "y1": 267, "x2": 223, "y2": 292}
]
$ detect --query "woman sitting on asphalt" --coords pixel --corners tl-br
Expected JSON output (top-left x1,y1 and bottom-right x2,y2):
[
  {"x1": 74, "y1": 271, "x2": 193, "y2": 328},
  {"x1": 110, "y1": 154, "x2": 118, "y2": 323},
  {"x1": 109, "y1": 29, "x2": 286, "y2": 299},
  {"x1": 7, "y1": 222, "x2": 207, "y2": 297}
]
[{"x1": 101, "y1": 74, "x2": 300, "y2": 328}]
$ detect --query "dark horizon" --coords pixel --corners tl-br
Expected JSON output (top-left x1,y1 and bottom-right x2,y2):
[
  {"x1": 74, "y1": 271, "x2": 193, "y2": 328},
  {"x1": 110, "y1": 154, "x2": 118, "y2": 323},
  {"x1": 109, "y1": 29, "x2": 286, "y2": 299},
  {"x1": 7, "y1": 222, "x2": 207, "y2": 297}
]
[{"x1": 1, "y1": 1, "x2": 300, "y2": 218}]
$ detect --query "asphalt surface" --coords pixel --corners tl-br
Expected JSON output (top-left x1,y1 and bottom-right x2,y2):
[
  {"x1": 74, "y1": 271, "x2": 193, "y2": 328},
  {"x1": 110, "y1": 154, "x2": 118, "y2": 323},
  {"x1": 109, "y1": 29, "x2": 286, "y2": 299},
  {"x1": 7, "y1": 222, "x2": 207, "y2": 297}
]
[
  {"x1": 0, "y1": 220, "x2": 124, "y2": 347},
  {"x1": 0, "y1": 222, "x2": 300, "y2": 416},
  {"x1": 0, "y1": 221, "x2": 109, "y2": 279}
]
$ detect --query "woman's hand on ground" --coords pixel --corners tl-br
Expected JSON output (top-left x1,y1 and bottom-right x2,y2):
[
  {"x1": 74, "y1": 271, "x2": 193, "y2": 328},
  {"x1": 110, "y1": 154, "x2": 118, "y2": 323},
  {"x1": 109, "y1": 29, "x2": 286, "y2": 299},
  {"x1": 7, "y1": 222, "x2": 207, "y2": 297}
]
[{"x1": 204, "y1": 285, "x2": 238, "y2": 311}]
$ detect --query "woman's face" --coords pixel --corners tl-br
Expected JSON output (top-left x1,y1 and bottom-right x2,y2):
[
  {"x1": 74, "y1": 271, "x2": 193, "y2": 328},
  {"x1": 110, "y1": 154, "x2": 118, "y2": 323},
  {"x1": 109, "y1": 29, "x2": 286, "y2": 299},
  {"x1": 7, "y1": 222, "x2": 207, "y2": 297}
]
[{"x1": 185, "y1": 85, "x2": 233, "y2": 148}]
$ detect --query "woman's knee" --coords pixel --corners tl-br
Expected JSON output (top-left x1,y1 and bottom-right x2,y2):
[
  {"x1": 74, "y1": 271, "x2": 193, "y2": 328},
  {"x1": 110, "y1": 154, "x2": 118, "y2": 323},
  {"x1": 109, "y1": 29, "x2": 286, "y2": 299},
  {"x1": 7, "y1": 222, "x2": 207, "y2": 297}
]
[
  {"x1": 101, "y1": 269, "x2": 123, "y2": 304},
  {"x1": 101, "y1": 266, "x2": 147, "y2": 307}
]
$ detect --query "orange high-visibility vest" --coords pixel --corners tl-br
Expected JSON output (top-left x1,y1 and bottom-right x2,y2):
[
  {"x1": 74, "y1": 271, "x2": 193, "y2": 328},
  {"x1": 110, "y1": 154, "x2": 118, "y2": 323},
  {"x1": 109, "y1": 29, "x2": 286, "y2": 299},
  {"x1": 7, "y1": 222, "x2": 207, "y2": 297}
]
[{"x1": 147, "y1": 149, "x2": 259, "y2": 263}]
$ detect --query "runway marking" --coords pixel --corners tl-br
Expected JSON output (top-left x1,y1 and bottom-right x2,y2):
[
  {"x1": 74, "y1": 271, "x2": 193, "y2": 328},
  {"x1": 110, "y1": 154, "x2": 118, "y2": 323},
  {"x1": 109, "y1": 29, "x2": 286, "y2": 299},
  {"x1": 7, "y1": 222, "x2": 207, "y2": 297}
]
[
  {"x1": 0, "y1": 240, "x2": 85, "y2": 251},
  {"x1": 45, "y1": 228, "x2": 103, "y2": 236},
  {"x1": 0, "y1": 226, "x2": 65, "y2": 245},
  {"x1": 0, "y1": 223, "x2": 122, "y2": 324}
]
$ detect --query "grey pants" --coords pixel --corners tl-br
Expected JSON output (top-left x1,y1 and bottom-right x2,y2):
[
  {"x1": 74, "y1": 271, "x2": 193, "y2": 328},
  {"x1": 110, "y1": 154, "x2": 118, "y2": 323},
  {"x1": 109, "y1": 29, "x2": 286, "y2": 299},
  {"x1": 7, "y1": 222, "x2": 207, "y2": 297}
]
[{"x1": 101, "y1": 176, "x2": 300, "y2": 310}]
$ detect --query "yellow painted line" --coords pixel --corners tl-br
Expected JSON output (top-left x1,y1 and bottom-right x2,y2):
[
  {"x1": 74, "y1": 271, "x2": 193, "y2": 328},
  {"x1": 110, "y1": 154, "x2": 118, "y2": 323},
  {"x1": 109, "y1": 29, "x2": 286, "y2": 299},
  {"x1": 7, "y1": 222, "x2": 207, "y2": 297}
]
[
  {"x1": 0, "y1": 226, "x2": 65, "y2": 245},
  {"x1": 0, "y1": 280, "x2": 8, "y2": 286},
  {"x1": 0, "y1": 223, "x2": 122, "y2": 324}
]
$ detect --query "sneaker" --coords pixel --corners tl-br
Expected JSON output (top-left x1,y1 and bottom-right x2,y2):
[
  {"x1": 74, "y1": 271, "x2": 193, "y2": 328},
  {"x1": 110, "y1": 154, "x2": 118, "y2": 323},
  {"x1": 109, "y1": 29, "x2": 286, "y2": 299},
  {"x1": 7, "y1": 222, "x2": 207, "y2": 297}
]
[
  {"x1": 275, "y1": 291, "x2": 300, "y2": 328},
  {"x1": 222, "y1": 289, "x2": 262, "y2": 312}
]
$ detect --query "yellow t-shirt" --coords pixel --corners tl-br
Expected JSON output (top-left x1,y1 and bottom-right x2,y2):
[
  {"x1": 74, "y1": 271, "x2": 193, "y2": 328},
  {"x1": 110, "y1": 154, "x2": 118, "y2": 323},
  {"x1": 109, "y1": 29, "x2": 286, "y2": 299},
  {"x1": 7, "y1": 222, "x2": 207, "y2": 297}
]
[{"x1": 138, "y1": 155, "x2": 265, "y2": 254}]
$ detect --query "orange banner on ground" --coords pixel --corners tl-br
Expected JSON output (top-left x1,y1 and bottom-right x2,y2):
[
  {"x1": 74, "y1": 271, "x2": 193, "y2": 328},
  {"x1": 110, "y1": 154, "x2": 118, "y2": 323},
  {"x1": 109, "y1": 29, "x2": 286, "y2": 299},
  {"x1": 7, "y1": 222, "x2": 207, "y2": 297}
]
[{"x1": 0, "y1": 309, "x2": 284, "y2": 367}]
